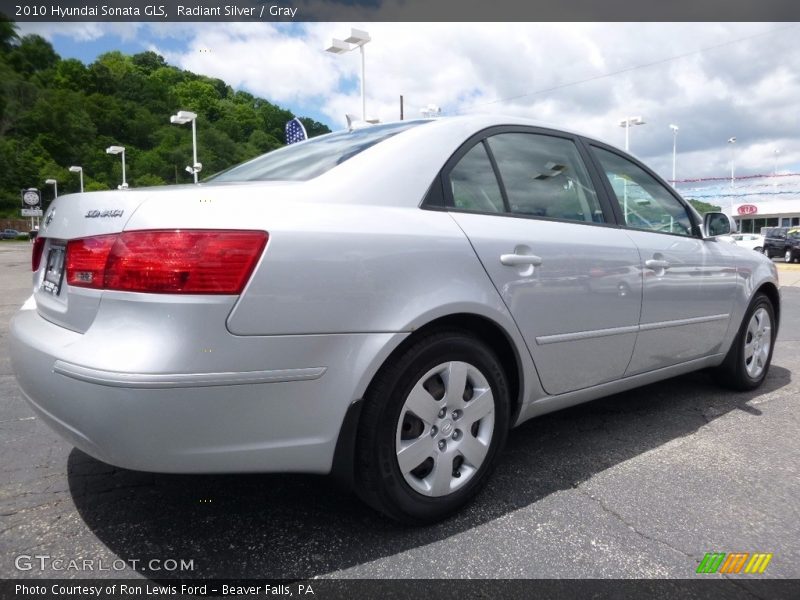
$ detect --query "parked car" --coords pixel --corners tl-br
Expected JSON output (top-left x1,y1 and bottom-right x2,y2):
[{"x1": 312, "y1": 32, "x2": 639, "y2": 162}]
[
  {"x1": 720, "y1": 233, "x2": 765, "y2": 253},
  {"x1": 1, "y1": 228, "x2": 23, "y2": 240},
  {"x1": 9, "y1": 116, "x2": 780, "y2": 523},
  {"x1": 762, "y1": 226, "x2": 800, "y2": 262}
]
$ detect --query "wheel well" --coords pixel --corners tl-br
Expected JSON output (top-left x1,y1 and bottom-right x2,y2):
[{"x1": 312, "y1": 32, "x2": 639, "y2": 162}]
[
  {"x1": 757, "y1": 282, "x2": 780, "y2": 328},
  {"x1": 401, "y1": 313, "x2": 523, "y2": 424},
  {"x1": 331, "y1": 312, "x2": 523, "y2": 490}
]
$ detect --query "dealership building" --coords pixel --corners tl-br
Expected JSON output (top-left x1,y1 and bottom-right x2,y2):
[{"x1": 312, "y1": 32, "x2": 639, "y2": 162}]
[
  {"x1": 676, "y1": 173, "x2": 800, "y2": 234},
  {"x1": 731, "y1": 199, "x2": 800, "y2": 233}
]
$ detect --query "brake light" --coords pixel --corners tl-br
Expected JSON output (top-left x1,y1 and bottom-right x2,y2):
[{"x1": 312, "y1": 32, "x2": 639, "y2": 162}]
[
  {"x1": 66, "y1": 230, "x2": 268, "y2": 294},
  {"x1": 32, "y1": 237, "x2": 46, "y2": 271},
  {"x1": 66, "y1": 234, "x2": 117, "y2": 288}
]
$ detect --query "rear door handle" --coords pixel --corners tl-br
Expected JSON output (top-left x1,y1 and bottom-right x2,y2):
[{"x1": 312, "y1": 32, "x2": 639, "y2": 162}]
[
  {"x1": 645, "y1": 259, "x2": 670, "y2": 270},
  {"x1": 500, "y1": 254, "x2": 543, "y2": 267}
]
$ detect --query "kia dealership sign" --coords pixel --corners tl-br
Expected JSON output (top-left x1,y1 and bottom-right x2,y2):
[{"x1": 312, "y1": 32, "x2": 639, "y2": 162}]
[{"x1": 737, "y1": 204, "x2": 758, "y2": 215}]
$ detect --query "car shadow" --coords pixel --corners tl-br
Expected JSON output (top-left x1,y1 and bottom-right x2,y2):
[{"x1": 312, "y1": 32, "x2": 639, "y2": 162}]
[{"x1": 67, "y1": 365, "x2": 791, "y2": 579}]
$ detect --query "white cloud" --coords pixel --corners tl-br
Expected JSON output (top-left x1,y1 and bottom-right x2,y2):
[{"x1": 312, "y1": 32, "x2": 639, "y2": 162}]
[
  {"x1": 153, "y1": 23, "x2": 343, "y2": 104},
  {"x1": 16, "y1": 21, "x2": 800, "y2": 180}
]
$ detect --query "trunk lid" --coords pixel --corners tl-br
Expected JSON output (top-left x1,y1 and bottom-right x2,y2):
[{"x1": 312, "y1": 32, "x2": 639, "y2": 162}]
[{"x1": 32, "y1": 182, "x2": 305, "y2": 333}]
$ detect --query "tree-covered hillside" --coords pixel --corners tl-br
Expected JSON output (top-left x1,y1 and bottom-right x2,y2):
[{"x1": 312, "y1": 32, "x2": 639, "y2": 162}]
[{"x1": 0, "y1": 20, "x2": 330, "y2": 217}]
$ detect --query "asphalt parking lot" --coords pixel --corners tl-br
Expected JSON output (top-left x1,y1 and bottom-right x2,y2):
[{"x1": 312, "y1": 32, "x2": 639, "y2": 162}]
[{"x1": 1, "y1": 240, "x2": 798, "y2": 581}]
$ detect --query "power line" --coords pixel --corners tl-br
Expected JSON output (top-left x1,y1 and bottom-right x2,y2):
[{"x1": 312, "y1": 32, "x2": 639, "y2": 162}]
[{"x1": 461, "y1": 24, "x2": 798, "y2": 112}]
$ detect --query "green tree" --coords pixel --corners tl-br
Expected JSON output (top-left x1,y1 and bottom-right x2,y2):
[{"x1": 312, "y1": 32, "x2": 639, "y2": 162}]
[
  {"x1": 688, "y1": 199, "x2": 722, "y2": 214},
  {"x1": 300, "y1": 117, "x2": 330, "y2": 139},
  {"x1": 0, "y1": 23, "x2": 331, "y2": 217},
  {"x1": 7, "y1": 34, "x2": 58, "y2": 75},
  {"x1": 0, "y1": 14, "x2": 19, "y2": 51}
]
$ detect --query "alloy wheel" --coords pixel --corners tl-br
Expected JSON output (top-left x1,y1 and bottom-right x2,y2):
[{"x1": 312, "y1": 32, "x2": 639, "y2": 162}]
[{"x1": 744, "y1": 307, "x2": 772, "y2": 379}]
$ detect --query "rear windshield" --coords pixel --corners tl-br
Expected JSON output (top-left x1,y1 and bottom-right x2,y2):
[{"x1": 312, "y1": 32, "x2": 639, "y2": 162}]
[{"x1": 207, "y1": 120, "x2": 428, "y2": 183}]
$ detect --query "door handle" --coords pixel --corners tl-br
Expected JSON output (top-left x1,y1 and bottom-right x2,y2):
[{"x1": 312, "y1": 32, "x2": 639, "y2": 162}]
[
  {"x1": 500, "y1": 253, "x2": 543, "y2": 267},
  {"x1": 645, "y1": 259, "x2": 670, "y2": 270}
]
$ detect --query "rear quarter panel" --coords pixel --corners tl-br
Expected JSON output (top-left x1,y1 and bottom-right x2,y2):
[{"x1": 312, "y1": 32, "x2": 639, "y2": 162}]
[
  {"x1": 225, "y1": 203, "x2": 516, "y2": 337},
  {"x1": 125, "y1": 191, "x2": 545, "y2": 410}
]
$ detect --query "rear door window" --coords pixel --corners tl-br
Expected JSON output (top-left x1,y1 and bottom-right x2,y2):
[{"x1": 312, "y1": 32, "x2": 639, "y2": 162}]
[{"x1": 487, "y1": 133, "x2": 605, "y2": 223}]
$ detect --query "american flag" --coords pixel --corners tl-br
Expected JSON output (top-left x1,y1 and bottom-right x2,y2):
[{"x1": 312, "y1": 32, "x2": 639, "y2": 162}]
[{"x1": 285, "y1": 117, "x2": 308, "y2": 145}]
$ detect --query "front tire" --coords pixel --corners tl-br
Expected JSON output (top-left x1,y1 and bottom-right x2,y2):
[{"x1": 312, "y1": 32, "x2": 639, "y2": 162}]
[
  {"x1": 714, "y1": 293, "x2": 776, "y2": 391},
  {"x1": 785, "y1": 249, "x2": 794, "y2": 263},
  {"x1": 355, "y1": 330, "x2": 510, "y2": 523}
]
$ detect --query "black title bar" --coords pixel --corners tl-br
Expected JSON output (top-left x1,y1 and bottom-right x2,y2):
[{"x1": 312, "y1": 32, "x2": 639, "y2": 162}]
[{"x1": 4, "y1": 0, "x2": 800, "y2": 22}]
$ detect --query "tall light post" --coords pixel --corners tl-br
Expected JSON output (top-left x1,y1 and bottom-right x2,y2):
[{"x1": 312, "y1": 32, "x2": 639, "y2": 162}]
[
  {"x1": 170, "y1": 110, "x2": 201, "y2": 184},
  {"x1": 326, "y1": 28, "x2": 371, "y2": 121},
  {"x1": 106, "y1": 145, "x2": 127, "y2": 189},
  {"x1": 69, "y1": 166, "x2": 84, "y2": 193},
  {"x1": 669, "y1": 124, "x2": 679, "y2": 188},
  {"x1": 773, "y1": 148, "x2": 780, "y2": 189},
  {"x1": 45, "y1": 178, "x2": 58, "y2": 199},
  {"x1": 43, "y1": 179, "x2": 57, "y2": 230},
  {"x1": 618, "y1": 116, "x2": 645, "y2": 151},
  {"x1": 618, "y1": 116, "x2": 645, "y2": 222},
  {"x1": 727, "y1": 137, "x2": 736, "y2": 188}
]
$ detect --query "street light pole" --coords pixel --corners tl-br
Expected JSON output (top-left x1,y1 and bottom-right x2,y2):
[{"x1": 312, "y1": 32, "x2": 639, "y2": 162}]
[
  {"x1": 669, "y1": 124, "x2": 679, "y2": 188},
  {"x1": 69, "y1": 166, "x2": 84, "y2": 192},
  {"x1": 44, "y1": 179, "x2": 57, "y2": 230},
  {"x1": 106, "y1": 145, "x2": 128, "y2": 189},
  {"x1": 170, "y1": 110, "x2": 201, "y2": 183},
  {"x1": 326, "y1": 28, "x2": 371, "y2": 122},
  {"x1": 618, "y1": 117, "x2": 645, "y2": 221},
  {"x1": 359, "y1": 43, "x2": 366, "y2": 121},
  {"x1": 619, "y1": 116, "x2": 645, "y2": 152},
  {"x1": 45, "y1": 178, "x2": 57, "y2": 199},
  {"x1": 773, "y1": 148, "x2": 780, "y2": 189},
  {"x1": 726, "y1": 137, "x2": 737, "y2": 215},
  {"x1": 191, "y1": 117, "x2": 198, "y2": 184}
]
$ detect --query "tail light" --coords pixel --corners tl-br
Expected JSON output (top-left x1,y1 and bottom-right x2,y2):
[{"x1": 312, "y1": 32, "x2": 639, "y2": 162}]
[
  {"x1": 32, "y1": 237, "x2": 46, "y2": 271},
  {"x1": 65, "y1": 234, "x2": 117, "y2": 287},
  {"x1": 65, "y1": 230, "x2": 268, "y2": 294}
]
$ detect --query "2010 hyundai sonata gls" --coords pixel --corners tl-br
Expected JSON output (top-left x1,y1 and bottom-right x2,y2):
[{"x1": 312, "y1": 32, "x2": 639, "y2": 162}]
[{"x1": 10, "y1": 115, "x2": 779, "y2": 523}]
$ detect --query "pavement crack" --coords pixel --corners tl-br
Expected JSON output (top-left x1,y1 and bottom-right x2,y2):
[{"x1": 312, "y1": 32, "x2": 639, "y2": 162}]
[{"x1": 574, "y1": 484, "x2": 697, "y2": 564}]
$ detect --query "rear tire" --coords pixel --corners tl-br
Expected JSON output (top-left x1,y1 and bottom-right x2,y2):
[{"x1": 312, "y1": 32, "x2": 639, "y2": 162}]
[
  {"x1": 714, "y1": 293, "x2": 775, "y2": 391},
  {"x1": 355, "y1": 330, "x2": 510, "y2": 524},
  {"x1": 784, "y1": 249, "x2": 794, "y2": 263}
]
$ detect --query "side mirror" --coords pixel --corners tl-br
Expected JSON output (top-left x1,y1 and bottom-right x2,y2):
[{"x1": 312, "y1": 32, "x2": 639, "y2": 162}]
[{"x1": 703, "y1": 212, "x2": 737, "y2": 237}]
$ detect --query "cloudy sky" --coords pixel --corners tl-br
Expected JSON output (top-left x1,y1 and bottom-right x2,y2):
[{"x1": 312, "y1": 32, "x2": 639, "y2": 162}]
[{"x1": 17, "y1": 21, "x2": 800, "y2": 183}]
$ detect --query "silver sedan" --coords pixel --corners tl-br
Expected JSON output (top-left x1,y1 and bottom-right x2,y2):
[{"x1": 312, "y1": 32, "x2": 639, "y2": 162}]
[{"x1": 10, "y1": 115, "x2": 779, "y2": 523}]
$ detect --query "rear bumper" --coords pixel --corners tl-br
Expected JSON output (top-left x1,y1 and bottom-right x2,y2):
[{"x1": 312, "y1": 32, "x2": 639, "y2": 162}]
[{"x1": 10, "y1": 304, "x2": 405, "y2": 474}]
